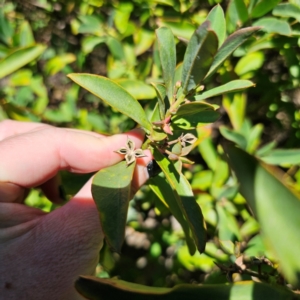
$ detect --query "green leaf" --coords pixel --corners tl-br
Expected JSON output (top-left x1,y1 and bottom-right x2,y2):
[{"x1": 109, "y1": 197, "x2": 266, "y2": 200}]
[
  {"x1": 149, "y1": 102, "x2": 162, "y2": 123},
  {"x1": 222, "y1": 93, "x2": 246, "y2": 131},
  {"x1": 77, "y1": 15, "x2": 103, "y2": 35},
  {"x1": 115, "y1": 79, "x2": 156, "y2": 100},
  {"x1": 220, "y1": 126, "x2": 247, "y2": 149},
  {"x1": 219, "y1": 240, "x2": 235, "y2": 255},
  {"x1": 152, "y1": 147, "x2": 206, "y2": 253},
  {"x1": 181, "y1": 21, "x2": 218, "y2": 94},
  {"x1": 156, "y1": 27, "x2": 176, "y2": 104},
  {"x1": 216, "y1": 203, "x2": 242, "y2": 241},
  {"x1": 272, "y1": 3, "x2": 300, "y2": 22},
  {"x1": 91, "y1": 161, "x2": 135, "y2": 253},
  {"x1": 246, "y1": 123, "x2": 264, "y2": 154},
  {"x1": 67, "y1": 74, "x2": 152, "y2": 132},
  {"x1": 253, "y1": 18, "x2": 292, "y2": 36},
  {"x1": 174, "y1": 102, "x2": 216, "y2": 116},
  {"x1": 240, "y1": 217, "x2": 260, "y2": 237},
  {"x1": 235, "y1": 52, "x2": 264, "y2": 76},
  {"x1": 206, "y1": 5, "x2": 226, "y2": 46},
  {"x1": 251, "y1": 0, "x2": 281, "y2": 18},
  {"x1": 172, "y1": 111, "x2": 220, "y2": 130},
  {"x1": 18, "y1": 20, "x2": 35, "y2": 47},
  {"x1": 0, "y1": 10, "x2": 13, "y2": 45},
  {"x1": 82, "y1": 36, "x2": 106, "y2": 54},
  {"x1": 260, "y1": 149, "x2": 300, "y2": 165},
  {"x1": 198, "y1": 137, "x2": 219, "y2": 171},
  {"x1": 224, "y1": 145, "x2": 300, "y2": 287},
  {"x1": 158, "y1": 20, "x2": 196, "y2": 40},
  {"x1": 255, "y1": 141, "x2": 277, "y2": 157},
  {"x1": 149, "y1": 175, "x2": 196, "y2": 255},
  {"x1": 75, "y1": 276, "x2": 299, "y2": 300},
  {"x1": 114, "y1": 2, "x2": 133, "y2": 34},
  {"x1": 151, "y1": 83, "x2": 166, "y2": 120},
  {"x1": 205, "y1": 27, "x2": 261, "y2": 79},
  {"x1": 134, "y1": 29, "x2": 155, "y2": 56},
  {"x1": 0, "y1": 44, "x2": 46, "y2": 79},
  {"x1": 151, "y1": 130, "x2": 168, "y2": 142},
  {"x1": 106, "y1": 37, "x2": 125, "y2": 61},
  {"x1": 174, "y1": 62, "x2": 183, "y2": 85},
  {"x1": 44, "y1": 53, "x2": 76, "y2": 75},
  {"x1": 226, "y1": 0, "x2": 249, "y2": 30},
  {"x1": 195, "y1": 80, "x2": 255, "y2": 101}
]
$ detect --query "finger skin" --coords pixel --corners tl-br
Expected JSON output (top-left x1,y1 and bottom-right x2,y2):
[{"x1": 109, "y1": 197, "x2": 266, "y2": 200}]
[
  {"x1": 0, "y1": 119, "x2": 105, "y2": 141},
  {"x1": 0, "y1": 125, "x2": 149, "y2": 186},
  {"x1": 0, "y1": 121, "x2": 152, "y2": 299},
  {"x1": 0, "y1": 196, "x2": 102, "y2": 300},
  {"x1": 0, "y1": 120, "x2": 49, "y2": 141}
]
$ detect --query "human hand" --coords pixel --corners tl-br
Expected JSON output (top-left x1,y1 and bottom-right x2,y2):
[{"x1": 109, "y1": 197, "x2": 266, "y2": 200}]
[{"x1": 0, "y1": 120, "x2": 151, "y2": 300}]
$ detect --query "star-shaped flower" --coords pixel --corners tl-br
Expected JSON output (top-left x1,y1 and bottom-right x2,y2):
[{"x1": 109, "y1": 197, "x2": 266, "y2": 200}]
[
  {"x1": 115, "y1": 138, "x2": 147, "y2": 165},
  {"x1": 180, "y1": 133, "x2": 197, "y2": 147}
]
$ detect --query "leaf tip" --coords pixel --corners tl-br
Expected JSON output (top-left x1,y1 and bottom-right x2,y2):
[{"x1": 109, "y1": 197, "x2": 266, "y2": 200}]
[{"x1": 67, "y1": 73, "x2": 76, "y2": 80}]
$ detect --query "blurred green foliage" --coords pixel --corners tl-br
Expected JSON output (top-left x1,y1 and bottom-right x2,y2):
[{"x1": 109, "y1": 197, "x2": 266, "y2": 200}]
[{"x1": 1, "y1": 0, "x2": 300, "y2": 298}]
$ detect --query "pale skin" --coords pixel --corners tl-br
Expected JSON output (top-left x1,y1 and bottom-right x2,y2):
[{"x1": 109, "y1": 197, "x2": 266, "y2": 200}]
[{"x1": 0, "y1": 120, "x2": 151, "y2": 300}]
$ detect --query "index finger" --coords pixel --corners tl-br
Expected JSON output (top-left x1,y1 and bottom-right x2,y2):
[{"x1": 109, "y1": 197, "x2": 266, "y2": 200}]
[{"x1": 0, "y1": 126, "x2": 150, "y2": 188}]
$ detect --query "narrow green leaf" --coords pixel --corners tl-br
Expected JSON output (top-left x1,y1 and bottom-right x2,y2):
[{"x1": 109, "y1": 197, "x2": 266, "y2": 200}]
[
  {"x1": 205, "y1": 27, "x2": 261, "y2": 79},
  {"x1": 156, "y1": 27, "x2": 176, "y2": 104},
  {"x1": 135, "y1": 29, "x2": 156, "y2": 56},
  {"x1": 220, "y1": 126, "x2": 247, "y2": 149},
  {"x1": 260, "y1": 149, "x2": 300, "y2": 165},
  {"x1": 235, "y1": 52, "x2": 264, "y2": 76},
  {"x1": 216, "y1": 203, "x2": 242, "y2": 241},
  {"x1": 181, "y1": 21, "x2": 218, "y2": 94},
  {"x1": 222, "y1": 92, "x2": 246, "y2": 131},
  {"x1": 75, "y1": 276, "x2": 298, "y2": 300},
  {"x1": 114, "y1": 2, "x2": 133, "y2": 34},
  {"x1": 198, "y1": 137, "x2": 219, "y2": 171},
  {"x1": 152, "y1": 147, "x2": 206, "y2": 253},
  {"x1": 18, "y1": 20, "x2": 35, "y2": 47},
  {"x1": 224, "y1": 145, "x2": 300, "y2": 287},
  {"x1": 82, "y1": 36, "x2": 106, "y2": 54},
  {"x1": 272, "y1": 3, "x2": 300, "y2": 22},
  {"x1": 206, "y1": 4, "x2": 226, "y2": 46},
  {"x1": 253, "y1": 18, "x2": 292, "y2": 36},
  {"x1": 0, "y1": 10, "x2": 13, "y2": 45},
  {"x1": 174, "y1": 102, "x2": 215, "y2": 116},
  {"x1": 246, "y1": 123, "x2": 264, "y2": 154},
  {"x1": 158, "y1": 21, "x2": 196, "y2": 40},
  {"x1": 149, "y1": 175, "x2": 196, "y2": 255},
  {"x1": 151, "y1": 83, "x2": 166, "y2": 120},
  {"x1": 174, "y1": 62, "x2": 183, "y2": 85},
  {"x1": 172, "y1": 111, "x2": 220, "y2": 130},
  {"x1": 151, "y1": 130, "x2": 168, "y2": 142},
  {"x1": 0, "y1": 44, "x2": 46, "y2": 79},
  {"x1": 149, "y1": 103, "x2": 161, "y2": 124},
  {"x1": 171, "y1": 102, "x2": 220, "y2": 130},
  {"x1": 115, "y1": 79, "x2": 156, "y2": 100},
  {"x1": 195, "y1": 80, "x2": 255, "y2": 101},
  {"x1": 251, "y1": 0, "x2": 281, "y2": 18},
  {"x1": 255, "y1": 141, "x2": 277, "y2": 157},
  {"x1": 106, "y1": 36, "x2": 125, "y2": 61},
  {"x1": 91, "y1": 161, "x2": 135, "y2": 253},
  {"x1": 68, "y1": 74, "x2": 152, "y2": 132},
  {"x1": 234, "y1": 0, "x2": 249, "y2": 23},
  {"x1": 44, "y1": 53, "x2": 76, "y2": 75},
  {"x1": 226, "y1": 0, "x2": 249, "y2": 31}
]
